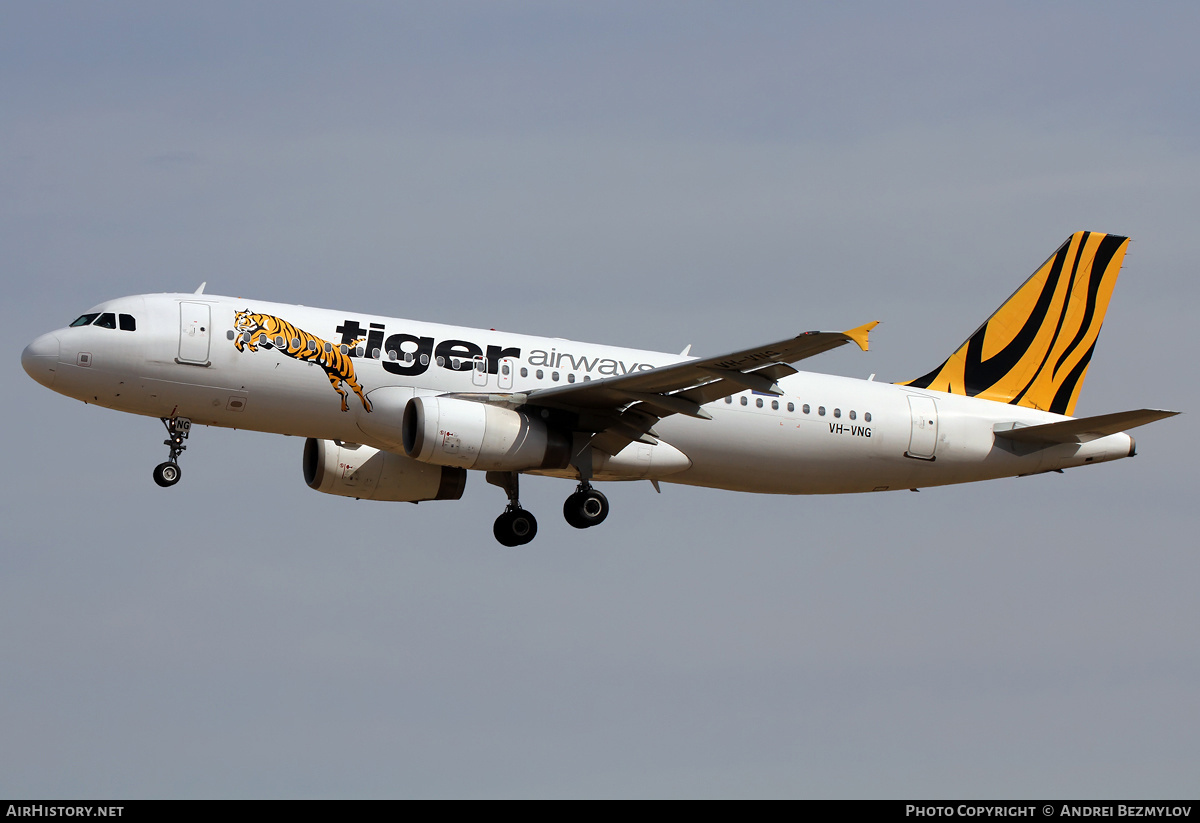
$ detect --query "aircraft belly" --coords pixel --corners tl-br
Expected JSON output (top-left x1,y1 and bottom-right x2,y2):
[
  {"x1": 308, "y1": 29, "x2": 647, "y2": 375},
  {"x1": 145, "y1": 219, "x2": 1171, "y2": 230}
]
[{"x1": 656, "y1": 388, "x2": 1066, "y2": 494}]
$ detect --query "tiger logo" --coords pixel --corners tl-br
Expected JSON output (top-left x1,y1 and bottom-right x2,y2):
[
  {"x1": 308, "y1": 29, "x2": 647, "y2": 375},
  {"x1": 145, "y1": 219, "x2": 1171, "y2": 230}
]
[{"x1": 233, "y1": 310, "x2": 372, "y2": 413}]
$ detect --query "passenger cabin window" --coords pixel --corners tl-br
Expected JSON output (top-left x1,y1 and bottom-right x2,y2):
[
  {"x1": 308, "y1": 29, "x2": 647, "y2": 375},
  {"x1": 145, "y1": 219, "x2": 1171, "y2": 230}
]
[
  {"x1": 70, "y1": 313, "x2": 100, "y2": 327},
  {"x1": 95, "y1": 313, "x2": 117, "y2": 329}
]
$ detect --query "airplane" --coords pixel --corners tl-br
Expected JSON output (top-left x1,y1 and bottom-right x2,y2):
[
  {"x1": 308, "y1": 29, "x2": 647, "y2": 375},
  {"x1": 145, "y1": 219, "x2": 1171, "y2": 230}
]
[{"x1": 20, "y1": 231, "x2": 1178, "y2": 546}]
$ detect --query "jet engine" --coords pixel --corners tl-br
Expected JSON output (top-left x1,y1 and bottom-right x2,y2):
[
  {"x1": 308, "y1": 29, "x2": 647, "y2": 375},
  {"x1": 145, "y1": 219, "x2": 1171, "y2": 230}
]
[
  {"x1": 303, "y1": 438, "x2": 465, "y2": 502},
  {"x1": 402, "y1": 396, "x2": 572, "y2": 471}
]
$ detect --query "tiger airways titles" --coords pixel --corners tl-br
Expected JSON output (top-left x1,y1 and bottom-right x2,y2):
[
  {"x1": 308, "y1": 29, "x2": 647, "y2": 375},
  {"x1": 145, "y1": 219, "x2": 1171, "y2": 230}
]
[{"x1": 333, "y1": 319, "x2": 657, "y2": 378}]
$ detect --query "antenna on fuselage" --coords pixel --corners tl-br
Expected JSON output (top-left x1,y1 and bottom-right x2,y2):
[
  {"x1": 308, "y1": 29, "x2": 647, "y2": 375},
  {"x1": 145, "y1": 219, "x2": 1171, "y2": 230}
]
[{"x1": 194, "y1": 282, "x2": 207, "y2": 295}]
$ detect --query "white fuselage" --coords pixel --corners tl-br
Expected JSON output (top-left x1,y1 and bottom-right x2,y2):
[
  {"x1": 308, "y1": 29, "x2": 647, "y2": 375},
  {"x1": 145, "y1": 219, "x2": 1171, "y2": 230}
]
[{"x1": 21, "y1": 292, "x2": 1135, "y2": 495}]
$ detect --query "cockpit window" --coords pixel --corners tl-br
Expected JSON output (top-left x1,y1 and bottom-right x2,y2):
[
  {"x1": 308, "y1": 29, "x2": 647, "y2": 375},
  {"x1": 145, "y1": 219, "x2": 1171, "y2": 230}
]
[
  {"x1": 94, "y1": 313, "x2": 117, "y2": 329},
  {"x1": 70, "y1": 313, "x2": 100, "y2": 327},
  {"x1": 119, "y1": 314, "x2": 136, "y2": 331}
]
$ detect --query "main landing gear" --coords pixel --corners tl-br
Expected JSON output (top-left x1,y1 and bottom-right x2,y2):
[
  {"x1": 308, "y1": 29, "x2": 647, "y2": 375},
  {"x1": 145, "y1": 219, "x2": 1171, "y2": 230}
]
[
  {"x1": 487, "y1": 472, "x2": 612, "y2": 546},
  {"x1": 153, "y1": 417, "x2": 191, "y2": 488},
  {"x1": 563, "y1": 482, "x2": 609, "y2": 530},
  {"x1": 488, "y1": 471, "x2": 538, "y2": 547}
]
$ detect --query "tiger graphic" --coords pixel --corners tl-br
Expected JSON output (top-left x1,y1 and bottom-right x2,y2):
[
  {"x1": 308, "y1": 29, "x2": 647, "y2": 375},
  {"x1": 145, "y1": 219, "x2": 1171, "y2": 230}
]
[{"x1": 233, "y1": 310, "x2": 372, "y2": 413}]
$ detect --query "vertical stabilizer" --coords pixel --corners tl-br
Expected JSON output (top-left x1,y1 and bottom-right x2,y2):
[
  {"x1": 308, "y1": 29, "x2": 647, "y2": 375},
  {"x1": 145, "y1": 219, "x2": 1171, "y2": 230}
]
[{"x1": 899, "y1": 231, "x2": 1129, "y2": 416}]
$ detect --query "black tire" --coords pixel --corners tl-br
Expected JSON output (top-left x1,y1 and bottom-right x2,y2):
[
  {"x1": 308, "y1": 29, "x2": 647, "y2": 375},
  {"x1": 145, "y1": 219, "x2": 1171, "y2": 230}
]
[
  {"x1": 494, "y1": 512, "x2": 518, "y2": 546},
  {"x1": 494, "y1": 509, "x2": 538, "y2": 546},
  {"x1": 153, "y1": 461, "x2": 181, "y2": 488},
  {"x1": 563, "y1": 488, "x2": 609, "y2": 529},
  {"x1": 564, "y1": 493, "x2": 586, "y2": 529}
]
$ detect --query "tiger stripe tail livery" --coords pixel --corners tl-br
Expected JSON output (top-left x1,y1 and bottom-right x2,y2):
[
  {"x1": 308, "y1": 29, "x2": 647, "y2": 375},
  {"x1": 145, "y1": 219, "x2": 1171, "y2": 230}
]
[{"x1": 900, "y1": 231, "x2": 1127, "y2": 415}]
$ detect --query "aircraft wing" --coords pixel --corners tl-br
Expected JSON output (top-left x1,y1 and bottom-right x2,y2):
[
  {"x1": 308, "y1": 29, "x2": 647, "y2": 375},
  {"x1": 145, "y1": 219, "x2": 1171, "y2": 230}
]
[
  {"x1": 503, "y1": 322, "x2": 879, "y2": 455},
  {"x1": 528, "y1": 321, "x2": 877, "y2": 410}
]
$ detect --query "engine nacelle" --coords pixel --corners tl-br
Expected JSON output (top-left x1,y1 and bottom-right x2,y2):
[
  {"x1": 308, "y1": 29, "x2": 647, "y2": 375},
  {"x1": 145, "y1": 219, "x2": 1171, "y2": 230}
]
[
  {"x1": 303, "y1": 438, "x2": 465, "y2": 502},
  {"x1": 402, "y1": 396, "x2": 572, "y2": 471}
]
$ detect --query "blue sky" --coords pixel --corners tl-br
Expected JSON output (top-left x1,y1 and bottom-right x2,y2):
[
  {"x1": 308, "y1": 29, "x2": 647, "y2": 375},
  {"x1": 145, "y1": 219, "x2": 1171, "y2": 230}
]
[{"x1": 3, "y1": 2, "x2": 1197, "y2": 798}]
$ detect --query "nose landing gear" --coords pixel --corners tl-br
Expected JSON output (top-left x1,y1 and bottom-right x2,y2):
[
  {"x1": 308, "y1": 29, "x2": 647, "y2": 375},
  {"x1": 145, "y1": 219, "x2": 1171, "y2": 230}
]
[{"x1": 153, "y1": 417, "x2": 191, "y2": 488}]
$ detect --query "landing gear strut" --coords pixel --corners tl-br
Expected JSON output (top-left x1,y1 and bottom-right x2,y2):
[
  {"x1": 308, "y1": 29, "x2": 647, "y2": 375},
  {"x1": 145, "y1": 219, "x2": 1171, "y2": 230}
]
[
  {"x1": 564, "y1": 482, "x2": 609, "y2": 529},
  {"x1": 153, "y1": 417, "x2": 191, "y2": 488},
  {"x1": 487, "y1": 471, "x2": 538, "y2": 547}
]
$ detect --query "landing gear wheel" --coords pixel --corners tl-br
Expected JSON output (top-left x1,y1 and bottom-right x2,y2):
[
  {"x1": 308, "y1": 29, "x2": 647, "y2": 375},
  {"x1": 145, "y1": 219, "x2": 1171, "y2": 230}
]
[
  {"x1": 494, "y1": 508, "x2": 538, "y2": 547},
  {"x1": 564, "y1": 487, "x2": 609, "y2": 529},
  {"x1": 153, "y1": 461, "x2": 182, "y2": 488},
  {"x1": 487, "y1": 471, "x2": 538, "y2": 546}
]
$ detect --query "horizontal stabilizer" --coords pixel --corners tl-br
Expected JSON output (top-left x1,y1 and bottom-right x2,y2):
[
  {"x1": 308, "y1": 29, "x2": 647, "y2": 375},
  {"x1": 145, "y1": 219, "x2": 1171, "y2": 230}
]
[{"x1": 994, "y1": 408, "x2": 1179, "y2": 444}]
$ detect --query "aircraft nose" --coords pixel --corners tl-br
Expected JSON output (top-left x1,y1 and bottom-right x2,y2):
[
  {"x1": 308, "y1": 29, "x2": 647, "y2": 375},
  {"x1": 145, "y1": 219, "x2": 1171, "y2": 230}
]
[{"x1": 21, "y1": 332, "x2": 60, "y2": 387}]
